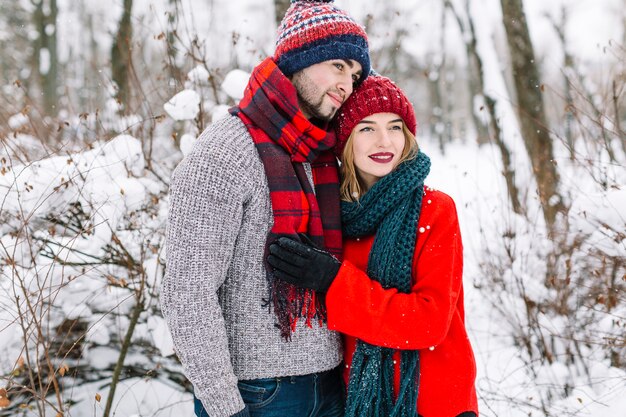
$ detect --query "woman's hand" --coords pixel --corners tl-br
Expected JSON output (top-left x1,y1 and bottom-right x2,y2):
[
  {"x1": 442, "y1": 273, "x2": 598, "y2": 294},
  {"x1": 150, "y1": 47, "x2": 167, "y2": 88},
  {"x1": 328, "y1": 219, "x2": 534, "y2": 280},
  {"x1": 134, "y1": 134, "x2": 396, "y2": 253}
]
[{"x1": 267, "y1": 236, "x2": 341, "y2": 293}]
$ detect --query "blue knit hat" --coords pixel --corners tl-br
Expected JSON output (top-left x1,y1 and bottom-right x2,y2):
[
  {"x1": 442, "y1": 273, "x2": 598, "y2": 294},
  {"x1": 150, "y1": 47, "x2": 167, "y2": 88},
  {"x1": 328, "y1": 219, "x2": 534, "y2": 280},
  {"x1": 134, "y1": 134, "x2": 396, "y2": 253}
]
[{"x1": 274, "y1": 0, "x2": 370, "y2": 82}]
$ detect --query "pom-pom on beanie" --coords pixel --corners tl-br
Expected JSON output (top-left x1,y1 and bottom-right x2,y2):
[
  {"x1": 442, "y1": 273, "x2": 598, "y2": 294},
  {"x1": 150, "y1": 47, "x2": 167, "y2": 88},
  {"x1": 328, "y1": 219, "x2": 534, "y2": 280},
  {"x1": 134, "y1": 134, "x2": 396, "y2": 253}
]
[
  {"x1": 334, "y1": 75, "x2": 417, "y2": 159},
  {"x1": 274, "y1": 0, "x2": 370, "y2": 82}
]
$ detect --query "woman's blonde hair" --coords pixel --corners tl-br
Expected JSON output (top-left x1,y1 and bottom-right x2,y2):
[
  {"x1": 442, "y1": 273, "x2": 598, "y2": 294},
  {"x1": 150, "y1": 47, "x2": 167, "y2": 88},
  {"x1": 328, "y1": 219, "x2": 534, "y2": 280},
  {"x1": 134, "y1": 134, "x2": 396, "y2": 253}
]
[{"x1": 339, "y1": 122, "x2": 418, "y2": 202}]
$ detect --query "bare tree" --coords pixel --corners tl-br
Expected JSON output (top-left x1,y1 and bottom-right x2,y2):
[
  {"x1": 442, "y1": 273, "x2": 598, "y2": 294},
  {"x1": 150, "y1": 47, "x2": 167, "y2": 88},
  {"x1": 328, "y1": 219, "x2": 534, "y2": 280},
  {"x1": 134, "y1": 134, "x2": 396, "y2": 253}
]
[
  {"x1": 111, "y1": 0, "x2": 134, "y2": 112},
  {"x1": 500, "y1": 0, "x2": 564, "y2": 232},
  {"x1": 165, "y1": 0, "x2": 184, "y2": 86},
  {"x1": 0, "y1": 3, "x2": 29, "y2": 87},
  {"x1": 545, "y1": 6, "x2": 622, "y2": 163},
  {"x1": 426, "y1": 5, "x2": 449, "y2": 152},
  {"x1": 446, "y1": 0, "x2": 523, "y2": 215},
  {"x1": 545, "y1": 7, "x2": 577, "y2": 160},
  {"x1": 444, "y1": 0, "x2": 490, "y2": 145},
  {"x1": 32, "y1": 0, "x2": 59, "y2": 115},
  {"x1": 80, "y1": 0, "x2": 105, "y2": 110}
]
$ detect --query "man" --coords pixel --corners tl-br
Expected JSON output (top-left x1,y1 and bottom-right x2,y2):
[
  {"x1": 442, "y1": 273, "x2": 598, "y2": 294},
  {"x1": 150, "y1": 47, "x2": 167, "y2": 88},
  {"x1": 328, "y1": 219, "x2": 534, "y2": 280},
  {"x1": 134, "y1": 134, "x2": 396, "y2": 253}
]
[{"x1": 160, "y1": 1, "x2": 370, "y2": 416}]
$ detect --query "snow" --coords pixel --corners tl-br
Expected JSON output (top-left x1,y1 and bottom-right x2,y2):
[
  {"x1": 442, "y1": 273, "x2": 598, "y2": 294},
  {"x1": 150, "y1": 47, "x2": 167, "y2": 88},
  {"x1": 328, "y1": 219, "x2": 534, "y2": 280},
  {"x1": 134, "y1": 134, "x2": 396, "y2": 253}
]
[
  {"x1": 1, "y1": 0, "x2": 624, "y2": 416},
  {"x1": 572, "y1": 189, "x2": 626, "y2": 233},
  {"x1": 148, "y1": 315, "x2": 175, "y2": 357},
  {"x1": 68, "y1": 377, "x2": 193, "y2": 417},
  {"x1": 164, "y1": 89, "x2": 201, "y2": 121},
  {"x1": 0, "y1": 134, "x2": 144, "y2": 223},
  {"x1": 221, "y1": 69, "x2": 250, "y2": 100},
  {"x1": 211, "y1": 104, "x2": 231, "y2": 122},
  {"x1": 0, "y1": 130, "x2": 171, "y2": 414},
  {"x1": 8, "y1": 113, "x2": 28, "y2": 130},
  {"x1": 39, "y1": 47, "x2": 50, "y2": 74},
  {"x1": 187, "y1": 65, "x2": 210, "y2": 86},
  {"x1": 179, "y1": 133, "x2": 196, "y2": 156}
]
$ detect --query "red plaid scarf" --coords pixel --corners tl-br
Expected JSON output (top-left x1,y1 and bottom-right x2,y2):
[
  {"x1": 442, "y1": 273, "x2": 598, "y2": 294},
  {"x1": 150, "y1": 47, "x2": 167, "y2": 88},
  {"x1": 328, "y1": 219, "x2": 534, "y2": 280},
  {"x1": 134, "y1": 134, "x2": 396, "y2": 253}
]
[{"x1": 230, "y1": 58, "x2": 342, "y2": 340}]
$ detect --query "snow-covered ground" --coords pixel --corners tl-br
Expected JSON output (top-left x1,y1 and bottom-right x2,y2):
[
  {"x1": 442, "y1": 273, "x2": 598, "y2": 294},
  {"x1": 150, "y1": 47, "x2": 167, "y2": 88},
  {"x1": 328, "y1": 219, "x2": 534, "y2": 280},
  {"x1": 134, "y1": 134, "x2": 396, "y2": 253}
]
[{"x1": 1, "y1": 0, "x2": 624, "y2": 416}]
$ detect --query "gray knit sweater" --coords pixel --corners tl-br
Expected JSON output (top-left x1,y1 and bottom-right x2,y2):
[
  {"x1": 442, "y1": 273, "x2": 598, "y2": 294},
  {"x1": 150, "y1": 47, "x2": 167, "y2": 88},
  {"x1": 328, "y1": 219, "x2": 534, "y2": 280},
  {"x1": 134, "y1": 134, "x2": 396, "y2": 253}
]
[{"x1": 160, "y1": 115, "x2": 342, "y2": 417}]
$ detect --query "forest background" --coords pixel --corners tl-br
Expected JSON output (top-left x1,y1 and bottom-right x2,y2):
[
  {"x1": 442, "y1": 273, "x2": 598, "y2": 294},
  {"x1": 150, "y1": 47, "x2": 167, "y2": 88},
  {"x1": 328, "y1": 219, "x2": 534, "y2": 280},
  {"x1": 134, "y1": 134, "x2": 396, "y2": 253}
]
[{"x1": 0, "y1": 0, "x2": 624, "y2": 416}]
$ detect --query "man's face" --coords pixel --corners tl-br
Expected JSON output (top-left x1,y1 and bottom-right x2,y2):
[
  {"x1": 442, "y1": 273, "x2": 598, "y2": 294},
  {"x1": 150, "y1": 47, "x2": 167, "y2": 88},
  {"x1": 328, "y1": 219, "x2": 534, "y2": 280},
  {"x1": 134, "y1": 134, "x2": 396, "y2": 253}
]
[{"x1": 290, "y1": 59, "x2": 363, "y2": 122}]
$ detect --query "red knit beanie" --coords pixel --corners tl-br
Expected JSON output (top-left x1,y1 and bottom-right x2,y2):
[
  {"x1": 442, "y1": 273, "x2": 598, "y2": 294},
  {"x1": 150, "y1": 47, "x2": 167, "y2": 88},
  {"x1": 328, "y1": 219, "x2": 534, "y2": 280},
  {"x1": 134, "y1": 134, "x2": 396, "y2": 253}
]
[
  {"x1": 274, "y1": 0, "x2": 370, "y2": 82},
  {"x1": 334, "y1": 75, "x2": 417, "y2": 159}
]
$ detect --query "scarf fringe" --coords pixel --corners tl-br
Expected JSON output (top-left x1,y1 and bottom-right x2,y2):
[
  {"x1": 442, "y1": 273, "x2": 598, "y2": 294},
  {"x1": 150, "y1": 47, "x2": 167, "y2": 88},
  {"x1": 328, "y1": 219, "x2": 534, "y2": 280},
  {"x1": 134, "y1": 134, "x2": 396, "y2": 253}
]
[
  {"x1": 270, "y1": 274, "x2": 328, "y2": 340},
  {"x1": 345, "y1": 345, "x2": 396, "y2": 417}
]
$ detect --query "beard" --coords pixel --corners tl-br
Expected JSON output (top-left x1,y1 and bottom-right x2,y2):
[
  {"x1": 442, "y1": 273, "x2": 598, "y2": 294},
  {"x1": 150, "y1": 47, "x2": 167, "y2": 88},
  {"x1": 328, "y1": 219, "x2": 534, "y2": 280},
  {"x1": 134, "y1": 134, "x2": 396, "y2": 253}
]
[{"x1": 291, "y1": 72, "x2": 338, "y2": 122}]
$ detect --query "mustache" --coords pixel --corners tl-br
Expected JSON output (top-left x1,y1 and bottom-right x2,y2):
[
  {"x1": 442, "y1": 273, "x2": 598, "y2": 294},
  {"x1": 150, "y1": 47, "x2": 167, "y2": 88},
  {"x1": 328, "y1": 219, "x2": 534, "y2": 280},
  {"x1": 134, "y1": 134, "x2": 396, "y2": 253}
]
[{"x1": 326, "y1": 89, "x2": 345, "y2": 104}]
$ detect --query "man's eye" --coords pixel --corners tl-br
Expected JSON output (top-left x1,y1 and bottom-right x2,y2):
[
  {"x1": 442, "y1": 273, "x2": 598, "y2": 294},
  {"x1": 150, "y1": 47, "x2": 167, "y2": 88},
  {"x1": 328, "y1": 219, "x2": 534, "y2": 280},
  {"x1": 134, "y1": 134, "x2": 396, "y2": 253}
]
[{"x1": 334, "y1": 63, "x2": 344, "y2": 70}]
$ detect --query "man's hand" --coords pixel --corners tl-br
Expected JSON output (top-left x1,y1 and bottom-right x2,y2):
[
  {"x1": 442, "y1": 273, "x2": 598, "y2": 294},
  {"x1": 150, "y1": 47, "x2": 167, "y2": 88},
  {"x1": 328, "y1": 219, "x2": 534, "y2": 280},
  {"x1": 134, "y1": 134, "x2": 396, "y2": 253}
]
[{"x1": 267, "y1": 236, "x2": 341, "y2": 293}]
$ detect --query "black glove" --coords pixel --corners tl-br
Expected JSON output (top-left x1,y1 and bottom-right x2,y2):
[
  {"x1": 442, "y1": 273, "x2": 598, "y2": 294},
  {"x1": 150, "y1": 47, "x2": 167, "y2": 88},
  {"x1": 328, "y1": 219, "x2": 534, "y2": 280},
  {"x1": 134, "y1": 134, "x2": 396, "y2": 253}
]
[{"x1": 267, "y1": 235, "x2": 341, "y2": 293}]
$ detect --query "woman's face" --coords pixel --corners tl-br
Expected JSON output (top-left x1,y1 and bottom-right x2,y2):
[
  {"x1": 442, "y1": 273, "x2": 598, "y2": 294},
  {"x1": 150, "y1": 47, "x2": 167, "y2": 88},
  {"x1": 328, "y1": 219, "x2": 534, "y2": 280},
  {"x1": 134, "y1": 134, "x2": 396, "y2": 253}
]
[{"x1": 351, "y1": 112, "x2": 406, "y2": 190}]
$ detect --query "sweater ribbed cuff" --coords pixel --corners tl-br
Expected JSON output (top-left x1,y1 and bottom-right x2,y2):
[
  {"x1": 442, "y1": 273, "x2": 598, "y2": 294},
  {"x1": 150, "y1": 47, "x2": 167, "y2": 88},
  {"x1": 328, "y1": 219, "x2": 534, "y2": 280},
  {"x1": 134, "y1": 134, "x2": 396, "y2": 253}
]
[
  {"x1": 199, "y1": 387, "x2": 245, "y2": 417},
  {"x1": 230, "y1": 405, "x2": 250, "y2": 417}
]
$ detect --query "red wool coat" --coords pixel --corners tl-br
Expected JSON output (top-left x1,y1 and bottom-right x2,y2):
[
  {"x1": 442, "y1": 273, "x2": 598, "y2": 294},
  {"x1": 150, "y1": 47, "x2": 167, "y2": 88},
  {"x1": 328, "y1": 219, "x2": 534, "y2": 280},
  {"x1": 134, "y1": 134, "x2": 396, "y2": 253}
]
[{"x1": 326, "y1": 188, "x2": 478, "y2": 417}]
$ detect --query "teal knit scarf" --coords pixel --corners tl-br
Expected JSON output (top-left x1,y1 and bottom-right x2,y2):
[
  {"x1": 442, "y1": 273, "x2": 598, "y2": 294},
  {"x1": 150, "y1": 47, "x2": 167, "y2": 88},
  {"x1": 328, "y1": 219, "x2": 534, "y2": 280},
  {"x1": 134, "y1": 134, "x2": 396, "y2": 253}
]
[{"x1": 341, "y1": 151, "x2": 431, "y2": 417}]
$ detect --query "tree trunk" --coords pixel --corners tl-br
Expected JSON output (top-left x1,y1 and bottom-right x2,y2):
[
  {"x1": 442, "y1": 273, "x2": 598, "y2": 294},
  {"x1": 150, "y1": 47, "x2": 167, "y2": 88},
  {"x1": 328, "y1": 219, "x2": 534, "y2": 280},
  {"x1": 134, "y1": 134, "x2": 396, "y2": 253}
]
[
  {"x1": 111, "y1": 0, "x2": 133, "y2": 113},
  {"x1": 433, "y1": 4, "x2": 449, "y2": 153},
  {"x1": 84, "y1": 1, "x2": 103, "y2": 111},
  {"x1": 547, "y1": 7, "x2": 576, "y2": 160},
  {"x1": 465, "y1": 54, "x2": 491, "y2": 145},
  {"x1": 0, "y1": 2, "x2": 30, "y2": 92},
  {"x1": 446, "y1": 0, "x2": 523, "y2": 215},
  {"x1": 274, "y1": 0, "x2": 291, "y2": 27},
  {"x1": 614, "y1": 80, "x2": 626, "y2": 156},
  {"x1": 446, "y1": 0, "x2": 490, "y2": 145},
  {"x1": 500, "y1": 0, "x2": 563, "y2": 232},
  {"x1": 46, "y1": 0, "x2": 58, "y2": 114},
  {"x1": 166, "y1": 0, "x2": 183, "y2": 86},
  {"x1": 427, "y1": 69, "x2": 445, "y2": 153},
  {"x1": 33, "y1": 0, "x2": 59, "y2": 115}
]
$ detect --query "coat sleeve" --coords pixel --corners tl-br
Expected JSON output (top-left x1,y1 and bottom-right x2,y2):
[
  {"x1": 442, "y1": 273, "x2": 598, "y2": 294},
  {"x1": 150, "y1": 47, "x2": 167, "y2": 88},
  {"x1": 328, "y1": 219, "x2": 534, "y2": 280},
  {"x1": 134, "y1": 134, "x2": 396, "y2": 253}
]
[
  {"x1": 326, "y1": 191, "x2": 464, "y2": 350},
  {"x1": 160, "y1": 131, "x2": 248, "y2": 417}
]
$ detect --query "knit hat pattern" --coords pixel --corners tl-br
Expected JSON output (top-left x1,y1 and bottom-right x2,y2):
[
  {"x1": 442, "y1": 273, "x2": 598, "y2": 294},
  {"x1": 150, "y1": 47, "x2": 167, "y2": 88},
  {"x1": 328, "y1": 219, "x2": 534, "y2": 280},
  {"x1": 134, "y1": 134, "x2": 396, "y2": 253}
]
[
  {"x1": 274, "y1": 0, "x2": 370, "y2": 81},
  {"x1": 334, "y1": 75, "x2": 417, "y2": 158}
]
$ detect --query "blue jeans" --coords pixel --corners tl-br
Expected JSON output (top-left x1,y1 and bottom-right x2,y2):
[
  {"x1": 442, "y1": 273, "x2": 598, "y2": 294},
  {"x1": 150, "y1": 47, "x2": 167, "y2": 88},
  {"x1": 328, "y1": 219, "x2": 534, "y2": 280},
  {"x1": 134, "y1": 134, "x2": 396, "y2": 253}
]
[{"x1": 194, "y1": 366, "x2": 345, "y2": 417}]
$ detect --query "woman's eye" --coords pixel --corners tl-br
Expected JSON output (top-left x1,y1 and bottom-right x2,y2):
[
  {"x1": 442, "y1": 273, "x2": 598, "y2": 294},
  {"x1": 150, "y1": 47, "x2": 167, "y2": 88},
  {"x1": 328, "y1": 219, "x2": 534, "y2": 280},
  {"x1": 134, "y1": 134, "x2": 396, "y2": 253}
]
[
  {"x1": 359, "y1": 127, "x2": 373, "y2": 132},
  {"x1": 390, "y1": 125, "x2": 402, "y2": 131}
]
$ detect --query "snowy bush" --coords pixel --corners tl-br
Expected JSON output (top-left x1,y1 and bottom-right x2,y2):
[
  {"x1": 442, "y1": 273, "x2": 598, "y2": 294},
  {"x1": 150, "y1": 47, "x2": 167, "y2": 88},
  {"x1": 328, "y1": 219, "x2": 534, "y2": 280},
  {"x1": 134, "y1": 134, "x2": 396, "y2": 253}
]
[{"x1": 0, "y1": 133, "x2": 184, "y2": 416}]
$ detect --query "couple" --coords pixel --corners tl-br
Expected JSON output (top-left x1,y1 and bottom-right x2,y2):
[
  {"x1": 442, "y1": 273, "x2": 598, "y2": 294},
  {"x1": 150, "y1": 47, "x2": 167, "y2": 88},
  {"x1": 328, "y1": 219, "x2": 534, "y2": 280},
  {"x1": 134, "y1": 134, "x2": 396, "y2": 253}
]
[{"x1": 161, "y1": 1, "x2": 477, "y2": 417}]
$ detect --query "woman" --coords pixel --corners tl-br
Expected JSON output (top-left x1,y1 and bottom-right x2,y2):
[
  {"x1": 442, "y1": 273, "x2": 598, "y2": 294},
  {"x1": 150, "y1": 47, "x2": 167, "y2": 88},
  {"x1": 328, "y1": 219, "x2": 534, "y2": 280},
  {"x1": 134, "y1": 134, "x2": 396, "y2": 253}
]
[{"x1": 267, "y1": 75, "x2": 478, "y2": 417}]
